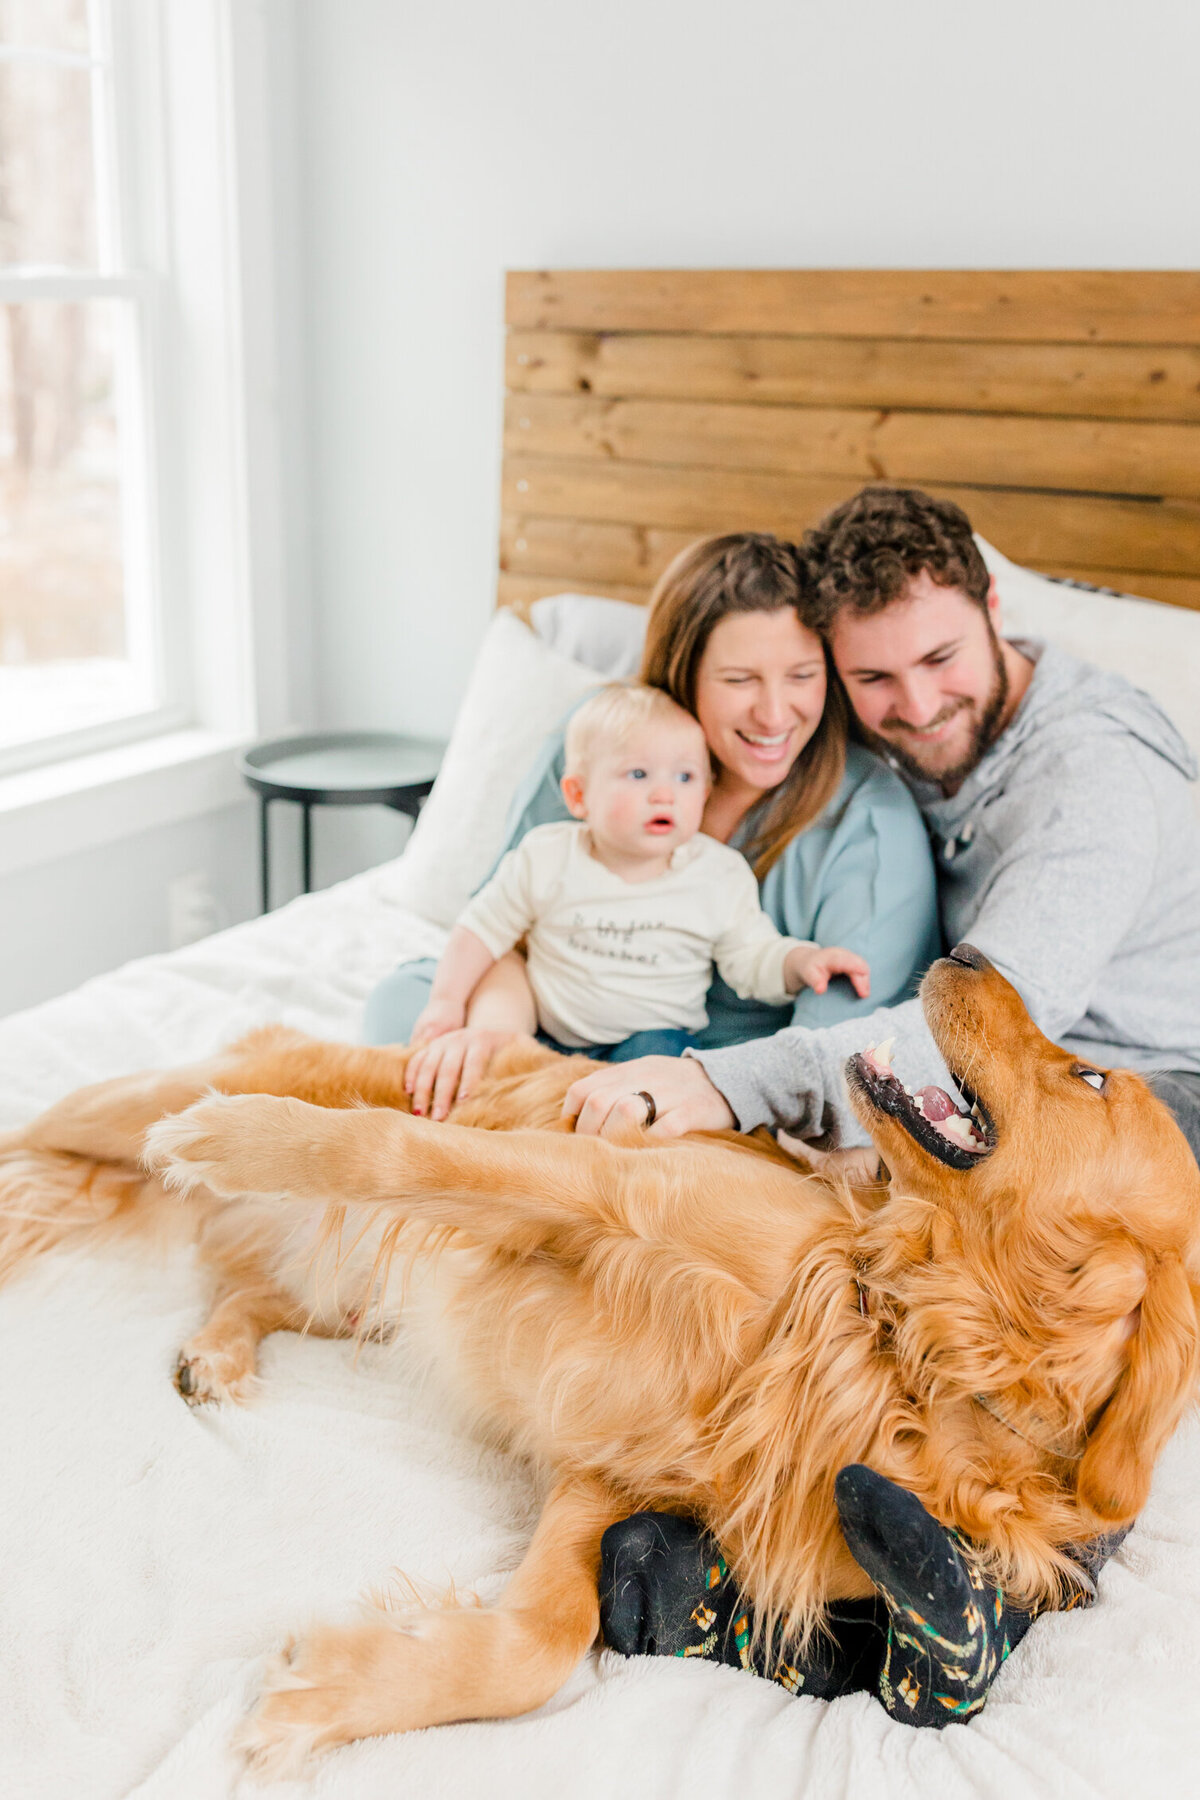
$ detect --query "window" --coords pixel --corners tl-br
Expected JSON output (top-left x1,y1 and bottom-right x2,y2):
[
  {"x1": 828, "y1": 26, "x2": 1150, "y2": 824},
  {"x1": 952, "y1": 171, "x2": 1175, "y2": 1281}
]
[{"x1": 0, "y1": 0, "x2": 179, "y2": 774}]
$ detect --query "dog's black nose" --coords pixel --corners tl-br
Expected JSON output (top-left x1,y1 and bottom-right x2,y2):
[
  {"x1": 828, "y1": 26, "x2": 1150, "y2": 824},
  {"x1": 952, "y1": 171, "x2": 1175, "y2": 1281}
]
[{"x1": 947, "y1": 942, "x2": 990, "y2": 971}]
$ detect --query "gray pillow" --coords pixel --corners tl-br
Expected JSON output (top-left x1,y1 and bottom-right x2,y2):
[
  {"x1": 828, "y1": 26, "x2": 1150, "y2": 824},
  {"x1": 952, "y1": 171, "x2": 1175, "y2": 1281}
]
[{"x1": 528, "y1": 593, "x2": 648, "y2": 678}]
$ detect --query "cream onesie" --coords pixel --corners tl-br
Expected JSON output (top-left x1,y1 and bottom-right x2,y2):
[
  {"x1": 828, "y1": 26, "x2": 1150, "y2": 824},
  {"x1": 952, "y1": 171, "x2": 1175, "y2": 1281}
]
[{"x1": 457, "y1": 820, "x2": 813, "y2": 1048}]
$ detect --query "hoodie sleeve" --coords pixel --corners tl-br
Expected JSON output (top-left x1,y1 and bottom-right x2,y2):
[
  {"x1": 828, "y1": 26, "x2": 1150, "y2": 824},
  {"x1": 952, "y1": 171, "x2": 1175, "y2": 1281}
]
[
  {"x1": 946, "y1": 738, "x2": 1158, "y2": 1042},
  {"x1": 690, "y1": 994, "x2": 957, "y2": 1145}
]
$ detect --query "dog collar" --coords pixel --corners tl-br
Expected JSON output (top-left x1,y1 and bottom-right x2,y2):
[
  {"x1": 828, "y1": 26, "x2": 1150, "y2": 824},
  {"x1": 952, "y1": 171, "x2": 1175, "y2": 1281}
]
[{"x1": 973, "y1": 1390, "x2": 1085, "y2": 1462}]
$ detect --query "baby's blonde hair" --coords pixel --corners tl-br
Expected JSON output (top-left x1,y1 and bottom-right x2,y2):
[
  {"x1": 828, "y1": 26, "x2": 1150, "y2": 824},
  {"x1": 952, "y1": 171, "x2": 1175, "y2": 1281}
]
[{"x1": 563, "y1": 682, "x2": 708, "y2": 780}]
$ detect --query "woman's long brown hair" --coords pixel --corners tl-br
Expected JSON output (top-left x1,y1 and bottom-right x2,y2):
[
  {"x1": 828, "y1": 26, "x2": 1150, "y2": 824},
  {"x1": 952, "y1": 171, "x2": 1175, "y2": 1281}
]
[{"x1": 638, "y1": 533, "x2": 848, "y2": 879}]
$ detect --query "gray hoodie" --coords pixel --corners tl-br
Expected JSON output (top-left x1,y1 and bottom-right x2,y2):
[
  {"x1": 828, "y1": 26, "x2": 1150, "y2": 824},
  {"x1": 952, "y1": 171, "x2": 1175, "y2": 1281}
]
[{"x1": 694, "y1": 640, "x2": 1200, "y2": 1144}]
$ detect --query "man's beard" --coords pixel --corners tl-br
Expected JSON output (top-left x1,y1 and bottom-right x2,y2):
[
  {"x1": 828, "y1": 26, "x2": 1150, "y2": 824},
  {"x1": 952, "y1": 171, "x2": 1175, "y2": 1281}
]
[{"x1": 859, "y1": 626, "x2": 1010, "y2": 790}]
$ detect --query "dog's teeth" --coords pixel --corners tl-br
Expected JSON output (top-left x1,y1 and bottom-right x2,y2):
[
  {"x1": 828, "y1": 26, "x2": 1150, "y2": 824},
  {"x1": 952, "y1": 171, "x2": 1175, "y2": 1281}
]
[{"x1": 874, "y1": 1037, "x2": 895, "y2": 1072}]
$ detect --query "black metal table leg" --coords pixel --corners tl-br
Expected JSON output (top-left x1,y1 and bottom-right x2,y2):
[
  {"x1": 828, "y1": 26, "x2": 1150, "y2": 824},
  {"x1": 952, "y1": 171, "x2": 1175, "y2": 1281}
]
[
  {"x1": 301, "y1": 802, "x2": 313, "y2": 894},
  {"x1": 259, "y1": 794, "x2": 271, "y2": 914}
]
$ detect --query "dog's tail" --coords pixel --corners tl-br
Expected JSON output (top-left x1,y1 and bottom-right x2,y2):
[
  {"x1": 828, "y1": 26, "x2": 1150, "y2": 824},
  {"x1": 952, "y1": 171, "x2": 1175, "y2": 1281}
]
[{"x1": 0, "y1": 1147, "x2": 153, "y2": 1282}]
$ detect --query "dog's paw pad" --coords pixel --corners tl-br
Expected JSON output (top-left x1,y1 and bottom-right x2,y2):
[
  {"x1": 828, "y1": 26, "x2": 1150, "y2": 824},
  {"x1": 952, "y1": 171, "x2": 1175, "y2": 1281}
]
[{"x1": 173, "y1": 1344, "x2": 256, "y2": 1407}]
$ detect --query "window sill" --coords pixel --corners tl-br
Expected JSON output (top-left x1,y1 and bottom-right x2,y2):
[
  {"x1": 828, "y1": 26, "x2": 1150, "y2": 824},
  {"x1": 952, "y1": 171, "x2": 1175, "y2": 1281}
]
[{"x1": 0, "y1": 727, "x2": 252, "y2": 878}]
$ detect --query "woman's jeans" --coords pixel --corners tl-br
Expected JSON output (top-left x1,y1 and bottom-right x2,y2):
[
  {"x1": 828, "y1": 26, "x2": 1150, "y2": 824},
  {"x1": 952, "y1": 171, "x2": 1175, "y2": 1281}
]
[{"x1": 362, "y1": 957, "x2": 693, "y2": 1062}]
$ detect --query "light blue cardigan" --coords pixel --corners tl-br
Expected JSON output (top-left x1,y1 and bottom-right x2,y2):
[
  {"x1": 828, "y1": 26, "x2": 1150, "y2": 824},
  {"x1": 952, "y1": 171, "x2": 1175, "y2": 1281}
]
[{"x1": 498, "y1": 726, "x2": 941, "y2": 1050}]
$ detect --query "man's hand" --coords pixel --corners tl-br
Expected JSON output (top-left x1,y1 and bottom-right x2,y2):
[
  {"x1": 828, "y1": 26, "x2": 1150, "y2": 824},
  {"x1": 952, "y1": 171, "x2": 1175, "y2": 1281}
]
[
  {"x1": 562, "y1": 1055, "x2": 736, "y2": 1141},
  {"x1": 404, "y1": 1027, "x2": 533, "y2": 1120}
]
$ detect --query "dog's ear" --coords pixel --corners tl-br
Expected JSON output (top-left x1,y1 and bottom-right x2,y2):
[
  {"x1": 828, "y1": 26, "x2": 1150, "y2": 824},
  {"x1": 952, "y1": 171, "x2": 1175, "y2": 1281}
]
[{"x1": 1076, "y1": 1256, "x2": 1199, "y2": 1524}]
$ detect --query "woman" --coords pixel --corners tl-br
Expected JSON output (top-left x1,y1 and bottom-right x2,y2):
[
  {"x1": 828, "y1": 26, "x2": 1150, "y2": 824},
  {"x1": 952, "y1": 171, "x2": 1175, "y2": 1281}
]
[{"x1": 364, "y1": 532, "x2": 940, "y2": 1124}]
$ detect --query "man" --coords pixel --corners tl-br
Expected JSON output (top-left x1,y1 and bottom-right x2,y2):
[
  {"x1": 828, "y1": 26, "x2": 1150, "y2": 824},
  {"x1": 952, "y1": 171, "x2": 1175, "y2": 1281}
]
[
  {"x1": 586, "y1": 484, "x2": 1199, "y2": 1722},
  {"x1": 566, "y1": 486, "x2": 1200, "y2": 1164}
]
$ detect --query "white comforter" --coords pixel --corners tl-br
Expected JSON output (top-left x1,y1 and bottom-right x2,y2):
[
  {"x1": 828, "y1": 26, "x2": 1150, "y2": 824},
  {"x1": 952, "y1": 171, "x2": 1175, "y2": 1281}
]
[{"x1": 1, "y1": 864, "x2": 1197, "y2": 1799}]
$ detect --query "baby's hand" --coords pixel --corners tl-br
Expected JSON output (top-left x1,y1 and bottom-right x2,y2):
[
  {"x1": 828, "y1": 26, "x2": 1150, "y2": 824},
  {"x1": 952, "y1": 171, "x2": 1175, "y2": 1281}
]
[
  {"x1": 410, "y1": 997, "x2": 467, "y2": 1048},
  {"x1": 786, "y1": 943, "x2": 871, "y2": 999}
]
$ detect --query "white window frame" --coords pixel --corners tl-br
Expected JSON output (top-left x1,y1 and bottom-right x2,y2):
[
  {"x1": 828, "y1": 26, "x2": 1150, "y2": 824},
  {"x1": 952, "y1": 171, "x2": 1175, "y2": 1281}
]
[{"x1": 0, "y1": 0, "x2": 299, "y2": 874}]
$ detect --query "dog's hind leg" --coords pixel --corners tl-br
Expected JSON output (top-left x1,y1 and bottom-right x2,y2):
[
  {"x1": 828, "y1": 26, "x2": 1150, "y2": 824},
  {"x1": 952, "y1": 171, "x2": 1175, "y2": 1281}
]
[
  {"x1": 236, "y1": 1474, "x2": 626, "y2": 1777},
  {"x1": 1, "y1": 1031, "x2": 421, "y2": 1170},
  {"x1": 173, "y1": 1280, "x2": 322, "y2": 1406},
  {"x1": 3, "y1": 1061, "x2": 236, "y2": 1165}
]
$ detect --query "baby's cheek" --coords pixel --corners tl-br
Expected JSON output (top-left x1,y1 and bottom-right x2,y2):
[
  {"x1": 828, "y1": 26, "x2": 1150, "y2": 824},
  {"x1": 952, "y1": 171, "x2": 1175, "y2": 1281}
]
[{"x1": 607, "y1": 789, "x2": 644, "y2": 835}]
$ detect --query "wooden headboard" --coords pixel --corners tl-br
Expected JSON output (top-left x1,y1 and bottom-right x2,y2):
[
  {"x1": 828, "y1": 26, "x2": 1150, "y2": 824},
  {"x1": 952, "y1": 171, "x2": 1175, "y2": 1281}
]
[{"x1": 499, "y1": 270, "x2": 1200, "y2": 614}]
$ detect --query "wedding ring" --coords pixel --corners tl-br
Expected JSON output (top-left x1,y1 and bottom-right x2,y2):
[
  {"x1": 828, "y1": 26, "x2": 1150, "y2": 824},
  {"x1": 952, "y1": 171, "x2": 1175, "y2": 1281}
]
[{"x1": 634, "y1": 1090, "x2": 657, "y2": 1127}]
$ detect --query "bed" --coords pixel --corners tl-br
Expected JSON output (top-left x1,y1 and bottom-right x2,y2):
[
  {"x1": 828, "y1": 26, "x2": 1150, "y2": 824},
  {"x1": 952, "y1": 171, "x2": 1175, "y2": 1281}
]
[{"x1": 3, "y1": 270, "x2": 1200, "y2": 1799}]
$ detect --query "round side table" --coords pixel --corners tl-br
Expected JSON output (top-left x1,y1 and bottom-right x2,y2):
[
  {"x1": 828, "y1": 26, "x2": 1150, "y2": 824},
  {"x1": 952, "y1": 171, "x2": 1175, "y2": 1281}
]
[{"x1": 238, "y1": 730, "x2": 447, "y2": 912}]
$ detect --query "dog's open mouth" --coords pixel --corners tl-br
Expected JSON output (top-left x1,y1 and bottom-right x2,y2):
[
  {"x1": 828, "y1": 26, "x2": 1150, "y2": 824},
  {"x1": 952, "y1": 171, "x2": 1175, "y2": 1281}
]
[{"x1": 848, "y1": 1037, "x2": 996, "y2": 1170}]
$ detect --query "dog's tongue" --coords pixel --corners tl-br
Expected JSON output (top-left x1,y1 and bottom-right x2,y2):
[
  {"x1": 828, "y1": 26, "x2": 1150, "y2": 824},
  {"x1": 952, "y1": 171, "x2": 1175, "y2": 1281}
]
[{"x1": 915, "y1": 1085, "x2": 955, "y2": 1122}]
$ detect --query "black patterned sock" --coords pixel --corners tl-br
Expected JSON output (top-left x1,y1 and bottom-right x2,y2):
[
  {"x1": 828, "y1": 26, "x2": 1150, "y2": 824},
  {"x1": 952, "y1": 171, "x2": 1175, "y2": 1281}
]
[
  {"x1": 833, "y1": 1464, "x2": 1128, "y2": 1727},
  {"x1": 598, "y1": 1511, "x2": 887, "y2": 1699}
]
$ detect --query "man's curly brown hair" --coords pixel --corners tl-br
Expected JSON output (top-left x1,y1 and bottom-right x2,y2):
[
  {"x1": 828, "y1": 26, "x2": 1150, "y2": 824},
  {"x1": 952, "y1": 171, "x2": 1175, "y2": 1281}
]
[{"x1": 803, "y1": 486, "x2": 991, "y2": 632}]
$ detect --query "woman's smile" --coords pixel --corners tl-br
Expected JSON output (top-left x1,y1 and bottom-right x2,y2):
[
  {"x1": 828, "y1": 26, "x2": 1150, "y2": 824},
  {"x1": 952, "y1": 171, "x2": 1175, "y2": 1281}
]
[{"x1": 736, "y1": 727, "x2": 794, "y2": 763}]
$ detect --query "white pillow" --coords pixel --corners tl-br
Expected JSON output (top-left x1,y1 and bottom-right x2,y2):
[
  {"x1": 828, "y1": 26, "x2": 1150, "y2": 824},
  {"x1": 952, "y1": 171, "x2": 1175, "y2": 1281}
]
[
  {"x1": 978, "y1": 537, "x2": 1200, "y2": 815},
  {"x1": 528, "y1": 592, "x2": 648, "y2": 677},
  {"x1": 379, "y1": 610, "x2": 601, "y2": 927}
]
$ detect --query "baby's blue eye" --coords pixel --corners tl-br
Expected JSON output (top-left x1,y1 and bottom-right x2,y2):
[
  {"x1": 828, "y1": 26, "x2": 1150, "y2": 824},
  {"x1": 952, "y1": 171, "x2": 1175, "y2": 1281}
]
[
  {"x1": 678, "y1": 771, "x2": 693, "y2": 783},
  {"x1": 627, "y1": 768, "x2": 647, "y2": 780}
]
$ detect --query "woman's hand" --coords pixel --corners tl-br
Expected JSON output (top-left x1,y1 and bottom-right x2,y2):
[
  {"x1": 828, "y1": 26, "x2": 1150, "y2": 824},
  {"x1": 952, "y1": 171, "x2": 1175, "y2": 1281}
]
[
  {"x1": 563, "y1": 1055, "x2": 736, "y2": 1141},
  {"x1": 404, "y1": 1027, "x2": 533, "y2": 1121}
]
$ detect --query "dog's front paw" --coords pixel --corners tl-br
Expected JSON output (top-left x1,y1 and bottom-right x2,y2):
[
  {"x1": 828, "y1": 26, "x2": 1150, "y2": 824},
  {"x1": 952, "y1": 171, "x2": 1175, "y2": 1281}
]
[{"x1": 143, "y1": 1092, "x2": 299, "y2": 1201}]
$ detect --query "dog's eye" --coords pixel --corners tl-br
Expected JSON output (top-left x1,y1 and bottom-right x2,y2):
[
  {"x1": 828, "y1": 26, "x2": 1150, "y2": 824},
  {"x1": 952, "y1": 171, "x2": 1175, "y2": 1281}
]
[{"x1": 1075, "y1": 1068, "x2": 1106, "y2": 1092}]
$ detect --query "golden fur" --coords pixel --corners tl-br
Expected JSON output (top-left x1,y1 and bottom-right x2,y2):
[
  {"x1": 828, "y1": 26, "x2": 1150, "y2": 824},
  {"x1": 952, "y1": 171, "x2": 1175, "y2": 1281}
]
[{"x1": 0, "y1": 952, "x2": 1197, "y2": 1774}]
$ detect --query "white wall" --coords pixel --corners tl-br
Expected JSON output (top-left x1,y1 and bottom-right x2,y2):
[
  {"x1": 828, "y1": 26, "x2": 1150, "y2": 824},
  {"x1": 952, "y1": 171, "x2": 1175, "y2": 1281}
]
[
  {"x1": 297, "y1": 0, "x2": 1200, "y2": 745},
  {"x1": 0, "y1": 802, "x2": 258, "y2": 1016}
]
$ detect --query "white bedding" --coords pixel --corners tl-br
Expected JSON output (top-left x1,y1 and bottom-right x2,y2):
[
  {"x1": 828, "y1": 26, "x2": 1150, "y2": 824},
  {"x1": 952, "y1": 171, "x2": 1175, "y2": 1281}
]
[
  {"x1": 6, "y1": 562, "x2": 1200, "y2": 1797},
  {"x1": 1, "y1": 859, "x2": 1199, "y2": 1799}
]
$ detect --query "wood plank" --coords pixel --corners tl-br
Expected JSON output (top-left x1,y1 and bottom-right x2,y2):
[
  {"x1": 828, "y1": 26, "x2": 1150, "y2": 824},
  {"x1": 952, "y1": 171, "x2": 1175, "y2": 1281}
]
[
  {"x1": 499, "y1": 519, "x2": 1200, "y2": 614},
  {"x1": 505, "y1": 394, "x2": 1200, "y2": 500},
  {"x1": 496, "y1": 571, "x2": 652, "y2": 611},
  {"x1": 500, "y1": 516, "x2": 694, "y2": 587},
  {"x1": 506, "y1": 270, "x2": 1200, "y2": 345},
  {"x1": 506, "y1": 331, "x2": 1200, "y2": 423},
  {"x1": 501, "y1": 456, "x2": 1200, "y2": 576}
]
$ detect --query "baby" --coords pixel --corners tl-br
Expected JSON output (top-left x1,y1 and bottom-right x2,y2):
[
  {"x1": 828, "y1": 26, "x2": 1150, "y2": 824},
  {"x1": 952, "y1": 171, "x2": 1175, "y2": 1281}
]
[{"x1": 411, "y1": 683, "x2": 869, "y2": 1067}]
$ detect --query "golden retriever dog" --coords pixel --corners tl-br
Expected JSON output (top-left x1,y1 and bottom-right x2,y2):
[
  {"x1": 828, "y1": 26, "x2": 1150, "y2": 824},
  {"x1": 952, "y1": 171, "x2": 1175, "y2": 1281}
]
[{"x1": 0, "y1": 945, "x2": 1197, "y2": 1775}]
